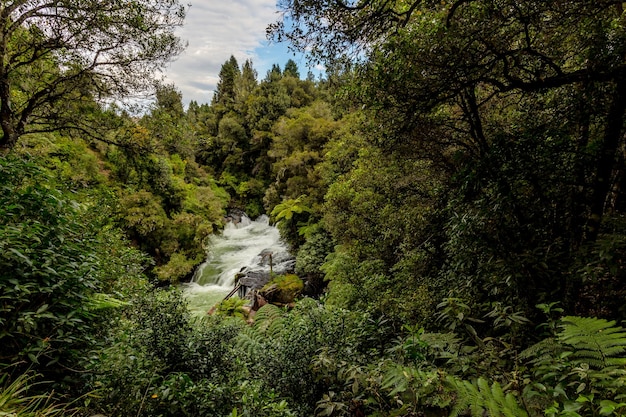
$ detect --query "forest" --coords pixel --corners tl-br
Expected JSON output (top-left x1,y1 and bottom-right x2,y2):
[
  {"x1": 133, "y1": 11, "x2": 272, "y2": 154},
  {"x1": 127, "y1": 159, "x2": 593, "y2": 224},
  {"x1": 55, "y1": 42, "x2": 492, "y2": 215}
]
[{"x1": 2, "y1": 0, "x2": 626, "y2": 416}]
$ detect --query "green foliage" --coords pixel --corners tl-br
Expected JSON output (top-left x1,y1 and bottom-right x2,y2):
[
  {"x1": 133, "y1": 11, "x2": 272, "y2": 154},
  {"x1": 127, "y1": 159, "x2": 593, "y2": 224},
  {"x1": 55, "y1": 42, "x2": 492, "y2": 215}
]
[
  {"x1": 252, "y1": 304, "x2": 286, "y2": 336},
  {"x1": 213, "y1": 56, "x2": 242, "y2": 110},
  {"x1": 447, "y1": 376, "x2": 528, "y2": 417},
  {"x1": 271, "y1": 195, "x2": 312, "y2": 221},
  {"x1": 271, "y1": 196, "x2": 313, "y2": 249},
  {"x1": 0, "y1": 158, "x2": 104, "y2": 372},
  {"x1": 116, "y1": 152, "x2": 226, "y2": 283},
  {"x1": 559, "y1": 316, "x2": 626, "y2": 369},
  {"x1": 295, "y1": 228, "x2": 335, "y2": 295},
  {"x1": 321, "y1": 135, "x2": 445, "y2": 322},
  {"x1": 141, "y1": 84, "x2": 196, "y2": 159},
  {"x1": 235, "y1": 299, "x2": 376, "y2": 416},
  {"x1": 0, "y1": 372, "x2": 73, "y2": 416},
  {"x1": 236, "y1": 304, "x2": 286, "y2": 359},
  {"x1": 216, "y1": 297, "x2": 250, "y2": 320},
  {"x1": 295, "y1": 228, "x2": 334, "y2": 274},
  {"x1": 87, "y1": 288, "x2": 302, "y2": 417},
  {"x1": 522, "y1": 316, "x2": 626, "y2": 416},
  {"x1": 264, "y1": 101, "x2": 337, "y2": 212}
]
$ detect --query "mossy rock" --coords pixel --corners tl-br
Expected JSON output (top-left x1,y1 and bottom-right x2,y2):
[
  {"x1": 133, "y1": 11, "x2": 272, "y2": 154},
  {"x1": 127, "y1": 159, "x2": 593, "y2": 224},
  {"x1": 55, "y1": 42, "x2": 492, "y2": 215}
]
[
  {"x1": 213, "y1": 296, "x2": 249, "y2": 319},
  {"x1": 259, "y1": 274, "x2": 304, "y2": 305}
]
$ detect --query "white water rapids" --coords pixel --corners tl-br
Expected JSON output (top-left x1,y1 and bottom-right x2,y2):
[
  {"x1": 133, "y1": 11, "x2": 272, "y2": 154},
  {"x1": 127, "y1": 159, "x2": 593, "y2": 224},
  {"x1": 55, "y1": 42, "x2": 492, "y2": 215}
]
[{"x1": 182, "y1": 215, "x2": 293, "y2": 315}]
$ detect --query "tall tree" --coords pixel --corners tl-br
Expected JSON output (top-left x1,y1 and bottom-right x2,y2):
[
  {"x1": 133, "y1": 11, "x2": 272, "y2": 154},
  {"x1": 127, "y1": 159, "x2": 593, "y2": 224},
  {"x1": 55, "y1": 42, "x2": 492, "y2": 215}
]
[
  {"x1": 237, "y1": 59, "x2": 258, "y2": 99},
  {"x1": 140, "y1": 83, "x2": 195, "y2": 158},
  {"x1": 283, "y1": 59, "x2": 300, "y2": 78},
  {"x1": 212, "y1": 55, "x2": 241, "y2": 110},
  {"x1": 0, "y1": 0, "x2": 186, "y2": 153}
]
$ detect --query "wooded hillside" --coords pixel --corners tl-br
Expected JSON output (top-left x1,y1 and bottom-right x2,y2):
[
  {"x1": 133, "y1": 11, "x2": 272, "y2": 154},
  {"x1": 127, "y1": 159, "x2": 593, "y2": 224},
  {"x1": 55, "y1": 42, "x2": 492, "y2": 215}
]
[{"x1": 2, "y1": 1, "x2": 626, "y2": 416}]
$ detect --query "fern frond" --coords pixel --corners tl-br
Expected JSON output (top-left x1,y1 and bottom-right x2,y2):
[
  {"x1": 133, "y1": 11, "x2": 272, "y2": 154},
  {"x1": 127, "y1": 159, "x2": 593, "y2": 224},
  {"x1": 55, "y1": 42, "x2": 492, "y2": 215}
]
[
  {"x1": 86, "y1": 292, "x2": 129, "y2": 310},
  {"x1": 447, "y1": 376, "x2": 528, "y2": 417},
  {"x1": 253, "y1": 304, "x2": 284, "y2": 337},
  {"x1": 235, "y1": 326, "x2": 265, "y2": 358},
  {"x1": 558, "y1": 316, "x2": 626, "y2": 368},
  {"x1": 381, "y1": 364, "x2": 418, "y2": 396},
  {"x1": 520, "y1": 337, "x2": 560, "y2": 360}
]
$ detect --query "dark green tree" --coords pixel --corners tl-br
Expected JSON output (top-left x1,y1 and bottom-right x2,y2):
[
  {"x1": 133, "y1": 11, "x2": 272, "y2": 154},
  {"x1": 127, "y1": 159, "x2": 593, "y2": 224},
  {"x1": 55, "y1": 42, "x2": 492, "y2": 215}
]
[
  {"x1": 283, "y1": 59, "x2": 300, "y2": 78},
  {"x1": 264, "y1": 101, "x2": 337, "y2": 211},
  {"x1": 212, "y1": 55, "x2": 241, "y2": 111}
]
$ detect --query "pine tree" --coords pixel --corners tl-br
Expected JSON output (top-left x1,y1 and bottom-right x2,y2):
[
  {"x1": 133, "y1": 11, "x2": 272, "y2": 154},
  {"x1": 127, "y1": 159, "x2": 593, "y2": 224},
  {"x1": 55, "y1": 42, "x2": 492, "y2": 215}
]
[{"x1": 212, "y1": 56, "x2": 241, "y2": 110}]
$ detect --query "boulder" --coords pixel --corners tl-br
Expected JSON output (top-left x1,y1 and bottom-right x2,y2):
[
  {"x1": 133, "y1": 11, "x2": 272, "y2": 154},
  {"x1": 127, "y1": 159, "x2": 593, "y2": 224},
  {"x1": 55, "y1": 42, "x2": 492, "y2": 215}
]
[{"x1": 259, "y1": 274, "x2": 304, "y2": 305}]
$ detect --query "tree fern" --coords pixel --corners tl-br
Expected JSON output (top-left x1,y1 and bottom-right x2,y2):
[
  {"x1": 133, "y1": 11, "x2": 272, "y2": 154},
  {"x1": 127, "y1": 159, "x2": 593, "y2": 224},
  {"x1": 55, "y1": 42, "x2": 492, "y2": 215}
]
[
  {"x1": 235, "y1": 326, "x2": 266, "y2": 358},
  {"x1": 519, "y1": 337, "x2": 561, "y2": 362},
  {"x1": 558, "y1": 316, "x2": 626, "y2": 369},
  {"x1": 521, "y1": 316, "x2": 626, "y2": 416},
  {"x1": 235, "y1": 304, "x2": 285, "y2": 357},
  {"x1": 253, "y1": 304, "x2": 285, "y2": 336},
  {"x1": 447, "y1": 376, "x2": 528, "y2": 417},
  {"x1": 270, "y1": 196, "x2": 311, "y2": 222}
]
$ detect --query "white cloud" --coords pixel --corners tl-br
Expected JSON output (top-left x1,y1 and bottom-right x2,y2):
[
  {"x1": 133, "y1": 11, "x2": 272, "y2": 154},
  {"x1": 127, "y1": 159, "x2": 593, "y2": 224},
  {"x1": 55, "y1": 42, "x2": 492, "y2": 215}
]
[{"x1": 162, "y1": 0, "x2": 283, "y2": 106}]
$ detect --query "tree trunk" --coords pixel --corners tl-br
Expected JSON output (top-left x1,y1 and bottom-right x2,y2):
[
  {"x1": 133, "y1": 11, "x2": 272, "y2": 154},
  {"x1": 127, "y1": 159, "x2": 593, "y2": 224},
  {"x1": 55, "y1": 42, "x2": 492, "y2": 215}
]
[
  {"x1": 585, "y1": 78, "x2": 626, "y2": 243},
  {"x1": 0, "y1": 74, "x2": 17, "y2": 154}
]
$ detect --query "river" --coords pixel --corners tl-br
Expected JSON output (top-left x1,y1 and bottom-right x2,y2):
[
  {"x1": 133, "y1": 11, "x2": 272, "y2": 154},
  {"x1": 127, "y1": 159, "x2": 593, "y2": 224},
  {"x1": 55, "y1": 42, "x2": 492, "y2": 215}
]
[{"x1": 182, "y1": 214, "x2": 293, "y2": 315}]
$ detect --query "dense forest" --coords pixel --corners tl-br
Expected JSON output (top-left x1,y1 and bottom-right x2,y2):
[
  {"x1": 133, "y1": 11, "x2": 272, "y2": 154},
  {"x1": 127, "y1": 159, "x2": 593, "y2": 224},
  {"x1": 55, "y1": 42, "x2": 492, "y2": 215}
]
[{"x1": 2, "y1": 0, "x2": 626, "y2": 416}]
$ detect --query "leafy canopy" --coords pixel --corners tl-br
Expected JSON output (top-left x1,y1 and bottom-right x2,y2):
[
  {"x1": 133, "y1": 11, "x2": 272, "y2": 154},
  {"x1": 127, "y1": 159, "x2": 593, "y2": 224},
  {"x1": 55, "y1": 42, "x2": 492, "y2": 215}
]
[{"x1": 0, "y1": 0, "x2": 186, "y2": 151}]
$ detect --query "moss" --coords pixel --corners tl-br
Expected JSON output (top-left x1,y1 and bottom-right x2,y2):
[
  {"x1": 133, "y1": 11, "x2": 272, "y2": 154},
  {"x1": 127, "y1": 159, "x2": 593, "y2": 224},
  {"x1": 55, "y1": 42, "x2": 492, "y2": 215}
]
[
  {"x1": 215, "y1": 297, "x2": 249, "y2": 319},
  {"x1": 260, "y1": 274, "x2": 304, "y2": 304}
]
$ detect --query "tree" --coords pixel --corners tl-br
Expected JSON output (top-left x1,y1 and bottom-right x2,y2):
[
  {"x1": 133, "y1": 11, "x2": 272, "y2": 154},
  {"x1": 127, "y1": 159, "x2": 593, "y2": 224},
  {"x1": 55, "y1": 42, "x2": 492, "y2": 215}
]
[
  {"x1": 283, "y1": 59, "x2": 300, "y2": 78},
  {"x1": 236, "y1": 59, "x2": 258, "y2": 105},
  {"x1": 212, "y1": 55, "x2": 241, "y2": 110},
  {"x1": 0, "y1": 0, "x2": 186, "y2": 152},
  {"x1": 140, "y1": 83, "x2": 195, "y2": 159},
  {"x1": 265, "y1": 101, "x2": 337, "y2": 211}
]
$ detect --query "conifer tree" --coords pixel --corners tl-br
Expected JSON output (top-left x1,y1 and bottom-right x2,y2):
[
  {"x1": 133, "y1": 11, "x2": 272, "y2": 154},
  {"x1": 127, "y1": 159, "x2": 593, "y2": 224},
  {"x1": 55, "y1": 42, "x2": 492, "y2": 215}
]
[{"x1": 212, "y1": 55, "x2": 241, "y2": 110}]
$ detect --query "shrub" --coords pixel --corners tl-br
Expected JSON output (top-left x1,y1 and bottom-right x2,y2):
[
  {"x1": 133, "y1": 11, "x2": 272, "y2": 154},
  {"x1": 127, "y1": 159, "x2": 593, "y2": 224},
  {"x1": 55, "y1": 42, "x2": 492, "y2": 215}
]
[{"x1": 0, "y1": 157, "x2": 104, "y2": 374}]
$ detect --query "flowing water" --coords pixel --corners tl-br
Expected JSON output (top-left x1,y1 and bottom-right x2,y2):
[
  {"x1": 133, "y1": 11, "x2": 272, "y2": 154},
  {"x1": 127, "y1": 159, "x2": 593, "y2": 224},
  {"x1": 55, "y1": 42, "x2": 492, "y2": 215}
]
[{"x1": 182, "y1": 215, "x2": 294, "y2": 315}]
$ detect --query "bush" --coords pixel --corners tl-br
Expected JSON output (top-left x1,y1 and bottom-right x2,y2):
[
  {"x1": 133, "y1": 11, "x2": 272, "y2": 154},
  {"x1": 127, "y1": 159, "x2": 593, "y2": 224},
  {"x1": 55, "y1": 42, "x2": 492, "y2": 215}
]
[
  {"x1": 87, "y1": 290, "x2": 252, "y2": 417},
  {"x1": 0, "y1": 157, "x2": 103, "y2": 374}
]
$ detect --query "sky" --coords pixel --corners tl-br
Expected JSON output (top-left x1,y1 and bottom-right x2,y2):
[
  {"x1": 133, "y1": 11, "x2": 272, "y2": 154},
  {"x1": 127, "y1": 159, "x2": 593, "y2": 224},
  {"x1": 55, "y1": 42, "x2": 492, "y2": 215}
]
[{"x1": 162, "y1": 1, "x2": 320, "y2": 107}]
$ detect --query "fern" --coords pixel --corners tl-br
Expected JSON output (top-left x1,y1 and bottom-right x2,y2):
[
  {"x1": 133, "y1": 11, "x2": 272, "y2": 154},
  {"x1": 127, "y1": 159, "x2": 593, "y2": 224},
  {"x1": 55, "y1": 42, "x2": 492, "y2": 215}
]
[
  {"x1": 447, "y1": 376, "x2": 528, "y2": 417},
  {"x1": 521, "y1": 316, "x2": 626, "y2": 416},
  {"x1": 235, "y1": 304, "x2": 286, "y2": 358},
  {"x1": 253, "y1": 304, "x2": 285, "y2": 336},
  {"x1": 519, "y1": 337, "x2": 560, "y2": 361},
  {"x1": 558, "y1": 316, "x2": 626, "y2": 369},
  {"x1": 235, "y1": 326, "x2": 266, "y2": 358},
  {"x1": 270, "y1": 196, "x2": 311, "y2": 222},
  {"x1": 381, "y1": 364, "x2": 418, "y2": 396}
]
